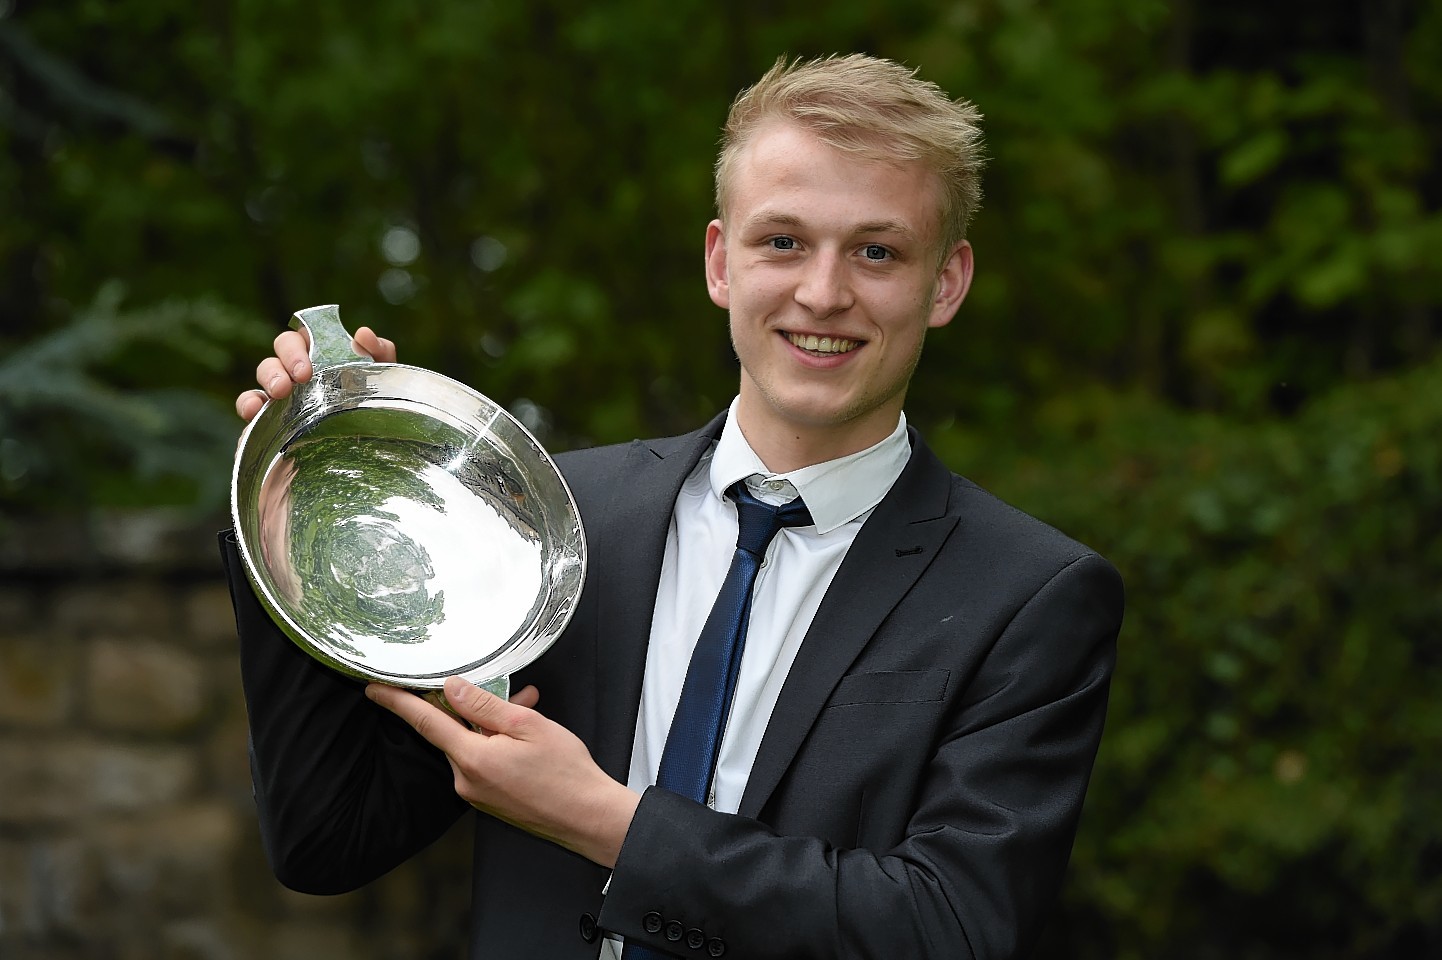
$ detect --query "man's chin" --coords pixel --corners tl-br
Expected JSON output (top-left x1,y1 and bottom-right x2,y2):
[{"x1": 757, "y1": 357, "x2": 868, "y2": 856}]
[{"x1": 758, "y1": 390, "x2": 894, "y2": 435}]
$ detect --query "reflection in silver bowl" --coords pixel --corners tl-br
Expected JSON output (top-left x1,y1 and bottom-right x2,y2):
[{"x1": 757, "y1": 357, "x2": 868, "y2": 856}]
[{"x1": 232, "y1": 306, "x2": 586, "y2": 696}]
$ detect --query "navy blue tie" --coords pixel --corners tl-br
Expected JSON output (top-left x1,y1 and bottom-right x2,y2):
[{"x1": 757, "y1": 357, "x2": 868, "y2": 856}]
[{"x1": 621, "y1": 482, "x2": 810, "y2": 960}]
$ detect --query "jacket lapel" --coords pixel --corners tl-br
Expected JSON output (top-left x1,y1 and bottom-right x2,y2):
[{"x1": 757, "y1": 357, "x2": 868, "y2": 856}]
[
  {"x1": 590, "y1": 413, "x2": 727, "y2": 782},
  {"x1": 738, "y1": 431, "x2": 958, "y2": 818}
]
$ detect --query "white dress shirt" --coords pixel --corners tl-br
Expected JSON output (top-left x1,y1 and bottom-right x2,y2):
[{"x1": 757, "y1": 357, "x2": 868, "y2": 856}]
[{"x1": 601, "y1": 402, "x2": 911, "y2": 957}]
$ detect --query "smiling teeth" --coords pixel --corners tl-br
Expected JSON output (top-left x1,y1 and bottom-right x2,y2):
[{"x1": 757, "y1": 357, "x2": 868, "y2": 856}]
[{"x1": 787, "y1": 333, "x2": 858, "y2": 354}]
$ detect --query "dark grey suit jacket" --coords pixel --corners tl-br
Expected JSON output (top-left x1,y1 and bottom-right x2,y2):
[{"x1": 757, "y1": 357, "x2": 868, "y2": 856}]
[{"x1": 221, "y1": 413, "x2": 1123, "y2": 960}]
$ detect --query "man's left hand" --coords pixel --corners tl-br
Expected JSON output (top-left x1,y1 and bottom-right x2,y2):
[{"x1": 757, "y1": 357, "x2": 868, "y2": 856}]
[{"x1": 365, "y1": 676, "x2": 641, "y2": 867}]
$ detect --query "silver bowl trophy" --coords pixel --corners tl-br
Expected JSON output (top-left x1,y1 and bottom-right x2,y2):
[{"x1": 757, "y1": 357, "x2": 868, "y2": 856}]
[{"x1": 230, "y1": 305, "x2": 587, "y2": 709}]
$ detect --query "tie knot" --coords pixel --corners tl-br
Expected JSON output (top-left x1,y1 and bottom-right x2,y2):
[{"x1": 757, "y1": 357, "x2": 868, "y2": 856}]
[{"x1": 728, "y1": 481, "x2": 811, "y2": 557}]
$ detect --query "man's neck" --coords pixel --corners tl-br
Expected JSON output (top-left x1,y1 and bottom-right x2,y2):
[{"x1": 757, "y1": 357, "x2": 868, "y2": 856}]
[{"x1": 731, "y1": 398, "x2": 903, "y2": 474}]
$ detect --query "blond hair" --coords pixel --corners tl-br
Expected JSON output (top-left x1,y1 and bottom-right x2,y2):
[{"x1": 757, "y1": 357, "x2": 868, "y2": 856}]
[{"x1": 715, "y1": 54, "x2": 986, "y2": 253}]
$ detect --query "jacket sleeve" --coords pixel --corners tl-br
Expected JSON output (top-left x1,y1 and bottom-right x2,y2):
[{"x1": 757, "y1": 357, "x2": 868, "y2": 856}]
[
  {"x1": 219, "y1": 531, "x2": 466, "y2": 894},
  {"x1": 598, "y1": 552, "x2": 1123, "y2": 960}
]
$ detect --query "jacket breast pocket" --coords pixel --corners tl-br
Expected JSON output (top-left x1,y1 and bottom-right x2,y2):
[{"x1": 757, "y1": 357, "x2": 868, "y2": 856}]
[{"x1": 826, "y1": 669, "x2": 951, "y2": 707}]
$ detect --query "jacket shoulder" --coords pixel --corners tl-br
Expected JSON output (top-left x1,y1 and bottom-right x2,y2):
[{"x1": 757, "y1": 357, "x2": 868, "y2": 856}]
[
  {"x1": 944, "y1": 470, "x2": 1121, "y2": 589},
  {"x1": 550, "y1": 416, "x2": 722, "y2": 508}
]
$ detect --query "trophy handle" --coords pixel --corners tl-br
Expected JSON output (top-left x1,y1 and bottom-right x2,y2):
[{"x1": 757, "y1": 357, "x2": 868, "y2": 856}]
[
  {"x1": 478, "y1": 675, "x2": 511, "y2": 700},
  {"x1": 422, "y1": 675, "x2": 512, "y2": 720},
  {"x1": 291, "y1": 304, "x2": 374, "y2": 371}
]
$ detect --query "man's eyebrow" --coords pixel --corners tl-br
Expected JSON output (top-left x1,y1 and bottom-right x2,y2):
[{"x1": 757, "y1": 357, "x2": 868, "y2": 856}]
[
  {"x1": 741, "y1": 212, "x2": 920, "y2": 241},
  {"x1": 853, "y1": 220, "x2": 919, "y2": 241},
  {"x1": 743, "y1": 211, "x2": 804, "y2": 229}
]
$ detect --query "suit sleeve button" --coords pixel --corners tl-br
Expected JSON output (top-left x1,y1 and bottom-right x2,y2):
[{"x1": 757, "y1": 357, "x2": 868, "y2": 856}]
[
  {"x1": 707, "y1": 937, "x2": 727, "y2": 957},
  {"x1": 686, "y1": 927, "x2": 705, "y2": 949},
  {"x1": 643, "y1": 912, "x2": 663, "y2": 934},
  {"x1": 665, "y1": 919, "x2": 685, "y2": 941},
  {"x1": 578, "y1": 913, "x2": 599, "y2": 943}
]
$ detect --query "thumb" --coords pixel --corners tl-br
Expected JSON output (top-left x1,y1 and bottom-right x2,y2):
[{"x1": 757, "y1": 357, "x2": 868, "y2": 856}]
[
  {"x1": 354, "y1": 325, "x2": 398, "y2": 364},
  {"x1": 444, "y1": 676, "x2": 528, "y2": 735}
]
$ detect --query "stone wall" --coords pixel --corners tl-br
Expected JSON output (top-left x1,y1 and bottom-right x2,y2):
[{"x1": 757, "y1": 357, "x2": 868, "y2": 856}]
[{"x1": 0, "y1": 511, "x2": 473, "y2": 960}]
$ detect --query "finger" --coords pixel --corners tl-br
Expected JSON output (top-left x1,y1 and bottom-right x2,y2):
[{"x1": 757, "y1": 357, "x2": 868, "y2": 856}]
[
  {"x1": 255, "y1": 357, "x2": 295, "y2": 399},
  {"x1": 235, "y1": 389, "x2": 269, "y2": 421},
  {"x1": 353, "y1": 326, "x2": 397, "y2": 363},
  {"x1": 443, "y1": 676, "x2": 533, "y2": 736},
  {"x1": 365, "y1": 683, "x2": 473, "y2": 755},
  {"x1": 274, "y1": 329, "x2": 313, "y2": 383},
  {"x1": 509, "y1": 684, "x2": 540, "y2": 710}
]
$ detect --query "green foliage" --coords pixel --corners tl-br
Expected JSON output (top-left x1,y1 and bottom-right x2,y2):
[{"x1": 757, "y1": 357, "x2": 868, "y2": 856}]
[
  {"x1": 933, "y1": 357, "x2": 1442, "y2": 958},
  {"x1": 0, "y1": 283, "x2": 270, "y2": 514}
]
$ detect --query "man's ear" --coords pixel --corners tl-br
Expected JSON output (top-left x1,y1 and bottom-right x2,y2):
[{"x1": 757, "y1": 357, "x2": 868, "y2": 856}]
[
  {"x1": 704, "y1": 220, "x2": 729, "y2": 309},
  {"x1": 927, "y1": 240, "x2": 974, "y2": 329}
]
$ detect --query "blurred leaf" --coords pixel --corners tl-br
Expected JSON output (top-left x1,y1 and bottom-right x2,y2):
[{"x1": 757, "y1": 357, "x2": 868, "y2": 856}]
[{"x1": 0, "y1": 284, "x2": 269, "y2": 514}]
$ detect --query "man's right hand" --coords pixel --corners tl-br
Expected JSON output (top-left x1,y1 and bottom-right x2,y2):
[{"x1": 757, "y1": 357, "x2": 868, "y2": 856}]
[{"x1": 235, "y1": 325, "x2": 397, "y2": 421}]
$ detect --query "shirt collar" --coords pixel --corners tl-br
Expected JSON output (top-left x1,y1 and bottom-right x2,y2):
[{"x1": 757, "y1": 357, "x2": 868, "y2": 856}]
[{"x1": 708, "y1": 397, "x2": 912, "y2": 535}]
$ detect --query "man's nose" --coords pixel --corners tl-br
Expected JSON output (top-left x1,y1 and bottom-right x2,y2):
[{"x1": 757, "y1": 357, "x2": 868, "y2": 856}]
[{"x1": 793, "y1": 252, "x2": 853, "y2": 318}]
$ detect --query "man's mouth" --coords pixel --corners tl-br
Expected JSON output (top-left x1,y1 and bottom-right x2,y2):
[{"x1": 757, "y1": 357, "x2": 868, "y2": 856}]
[{"x1": 785, "y1": 332, "x2": 860, "y2": 355}]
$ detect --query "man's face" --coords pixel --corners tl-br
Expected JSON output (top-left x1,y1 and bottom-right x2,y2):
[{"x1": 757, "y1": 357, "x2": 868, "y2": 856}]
[{"x1": 706, "y1": 121, "x2": 973, "y2": 467}]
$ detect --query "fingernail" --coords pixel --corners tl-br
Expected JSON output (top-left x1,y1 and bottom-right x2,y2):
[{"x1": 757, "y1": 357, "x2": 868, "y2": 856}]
[
  {"x1": 292, "y1": 361, "x2": 308, "y2": 378},
  {"x1": 267, "y1": 374, "x2": 284, "y2": 394}
]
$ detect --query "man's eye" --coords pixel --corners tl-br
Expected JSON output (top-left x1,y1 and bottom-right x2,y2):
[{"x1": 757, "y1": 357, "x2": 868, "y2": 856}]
[
  {"x1": 861, "y1": 244, "x2": 891, "y2": 261},
  {"x1": 769, "y1": 237, "x2": 796, "y2": 251}
]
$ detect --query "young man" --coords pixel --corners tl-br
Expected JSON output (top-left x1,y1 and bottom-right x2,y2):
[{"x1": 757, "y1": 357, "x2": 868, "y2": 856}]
[{"x1": 225, "y1": 55, "x2": 1123, "y2": 959}]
